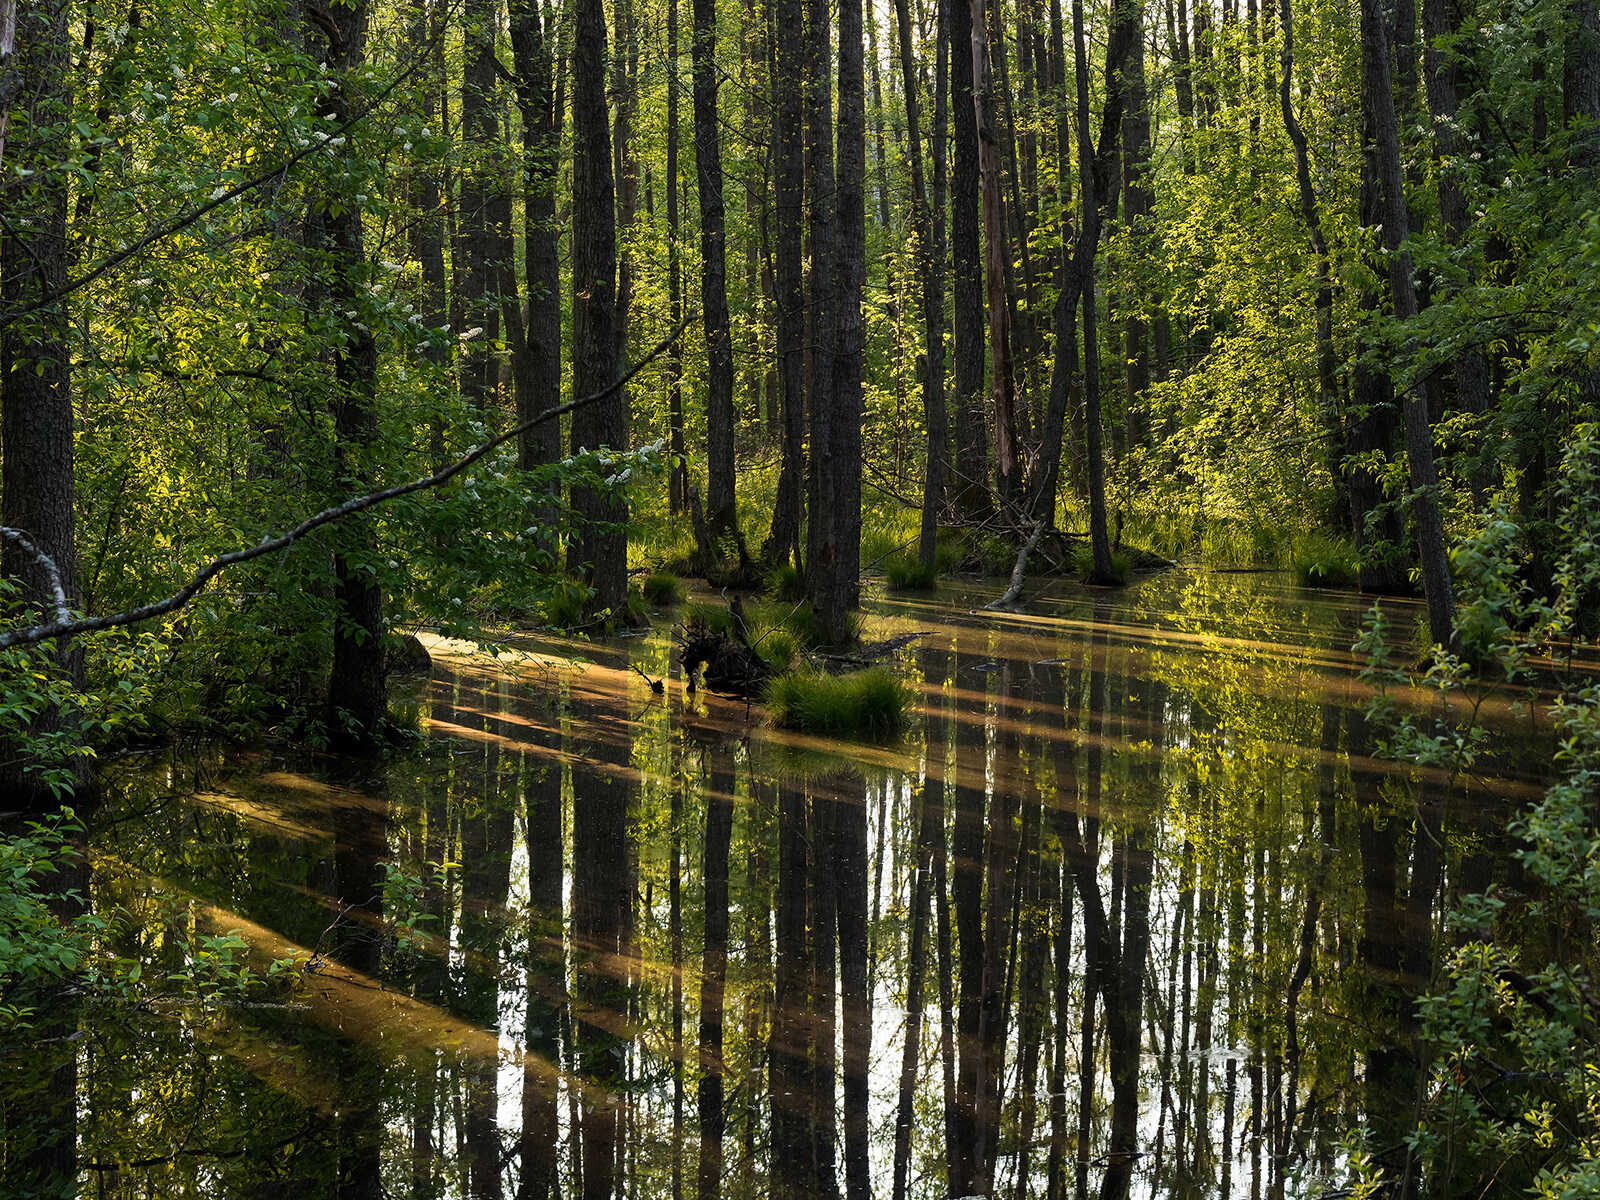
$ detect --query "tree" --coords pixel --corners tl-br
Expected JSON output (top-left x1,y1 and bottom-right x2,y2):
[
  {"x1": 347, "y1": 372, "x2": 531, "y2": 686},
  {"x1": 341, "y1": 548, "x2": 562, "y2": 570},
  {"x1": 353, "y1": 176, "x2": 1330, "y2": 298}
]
[
  {"x1": 692, "y1": 0, "x2": 738, "y2": 534},
  {"x1": 0, "y1": 0, "x2": 79, "y2": 808},
  {"x1": 949, "y1": 0, "x2": 990, "y2": 516},
  {"x1": 1359, "y1": 0, "x2": 1457, "y2": 647},
  {"x1": 569, "y1": 0, "x2": 629, "y2": 618}
]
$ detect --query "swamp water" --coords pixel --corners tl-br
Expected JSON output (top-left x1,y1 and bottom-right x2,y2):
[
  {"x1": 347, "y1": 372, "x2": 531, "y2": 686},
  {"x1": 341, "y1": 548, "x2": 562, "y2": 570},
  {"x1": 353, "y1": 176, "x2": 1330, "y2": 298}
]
[{"x1": 5, "y1": 572, "x2": 1559, "y2": 1199}]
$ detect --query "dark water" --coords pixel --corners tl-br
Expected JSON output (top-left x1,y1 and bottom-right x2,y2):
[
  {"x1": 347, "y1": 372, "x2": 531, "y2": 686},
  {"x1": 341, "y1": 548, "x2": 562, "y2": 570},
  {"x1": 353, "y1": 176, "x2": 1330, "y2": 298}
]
[{"x1": 7, "y1": 572, "x2": 1559, "y2": 1199}]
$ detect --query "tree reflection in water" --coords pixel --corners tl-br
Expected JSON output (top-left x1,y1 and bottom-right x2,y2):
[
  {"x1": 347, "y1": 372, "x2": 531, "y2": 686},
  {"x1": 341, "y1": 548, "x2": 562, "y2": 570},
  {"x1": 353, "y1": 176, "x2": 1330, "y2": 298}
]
[{"x1": 2, "y1": 573, "x2": 1558, "y2": 1199}]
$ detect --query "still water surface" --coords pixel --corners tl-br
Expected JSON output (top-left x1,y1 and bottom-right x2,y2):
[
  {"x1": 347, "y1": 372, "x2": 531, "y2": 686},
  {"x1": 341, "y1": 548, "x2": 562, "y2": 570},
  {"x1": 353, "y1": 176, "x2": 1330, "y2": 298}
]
[{"x1": 46, "y1": 572, "x2": 1560, "y2": 1198}]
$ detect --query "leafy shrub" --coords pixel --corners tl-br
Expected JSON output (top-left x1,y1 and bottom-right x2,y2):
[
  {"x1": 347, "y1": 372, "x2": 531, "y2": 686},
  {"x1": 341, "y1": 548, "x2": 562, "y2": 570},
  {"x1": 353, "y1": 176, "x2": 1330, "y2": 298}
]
[
  {"x1": 641, "y1": 571, "x2": 685, "y2": 606},
  {"x1": 765, "y1": 667, "x2": 913, "y2": 738},
  {"x1": 884, "y1": 554, "x2": 937, "y2": 592}
]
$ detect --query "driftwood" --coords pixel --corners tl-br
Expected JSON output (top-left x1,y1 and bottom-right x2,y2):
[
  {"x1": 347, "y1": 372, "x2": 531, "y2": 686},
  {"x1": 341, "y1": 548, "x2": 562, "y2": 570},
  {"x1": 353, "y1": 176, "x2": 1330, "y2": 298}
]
[{"x1": 986, "y1": 521, "x2": 1046, "y2": 611}]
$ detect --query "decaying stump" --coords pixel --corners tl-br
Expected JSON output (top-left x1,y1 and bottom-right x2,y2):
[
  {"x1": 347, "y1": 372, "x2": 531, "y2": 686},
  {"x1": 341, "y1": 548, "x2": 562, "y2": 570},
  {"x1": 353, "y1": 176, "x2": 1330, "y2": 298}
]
[{"x1": 678, "y1": 616, "x2": 772, "y2": 696}]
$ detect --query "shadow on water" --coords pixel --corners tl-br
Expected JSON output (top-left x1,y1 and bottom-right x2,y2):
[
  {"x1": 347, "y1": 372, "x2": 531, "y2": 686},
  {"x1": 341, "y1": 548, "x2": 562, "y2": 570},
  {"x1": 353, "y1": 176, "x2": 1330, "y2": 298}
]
[{"x1": 2, "y1": 571, "x2": 1562, "y2": 1199}]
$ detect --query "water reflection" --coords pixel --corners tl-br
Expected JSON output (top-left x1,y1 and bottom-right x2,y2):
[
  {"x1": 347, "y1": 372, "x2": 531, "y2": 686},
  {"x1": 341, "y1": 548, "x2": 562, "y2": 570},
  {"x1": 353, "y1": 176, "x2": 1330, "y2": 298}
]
[{"x1": 4, "y1": 573, "x2": 1559, "y2": 1199}]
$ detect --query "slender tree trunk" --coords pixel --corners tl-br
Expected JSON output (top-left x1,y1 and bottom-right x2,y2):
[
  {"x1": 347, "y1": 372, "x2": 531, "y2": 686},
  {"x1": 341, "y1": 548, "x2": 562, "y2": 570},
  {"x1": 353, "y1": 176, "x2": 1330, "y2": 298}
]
[
  {"x1": 949, "y1": 0, "x2": 991, "y2": 516},
  {"x1": 1116, "y1": 0, "x2": 1152, "y2": 454},
  {"x1": 969, "y1": 0, "x2": 1020, "y2": 507},
  {"x1": 805, "y1": 0, "x2": 842, "y2": 633},
  {"x1": 693, "y1": 0, "x2": 739, "y2": 533},
  {"x1": 1360, "y1": 0, "x2": 1457, "y2": 647},
  {"x1": 458, "y1": 0, "x2": 506, "y2": 412},
  {"x1": 667, "y1": 0, "x2": 688, "y2": 515},
  {"x1": 569, "y1": 0, "x2": 629, "y2": 617},
  {"x1": 696, "y1": 752, "x2": 736, "y2": 1200}
]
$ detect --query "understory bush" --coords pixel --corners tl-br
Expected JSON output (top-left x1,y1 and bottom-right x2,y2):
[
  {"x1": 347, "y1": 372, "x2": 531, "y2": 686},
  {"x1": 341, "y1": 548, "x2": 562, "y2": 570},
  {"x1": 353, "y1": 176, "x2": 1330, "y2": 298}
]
[
  {"x1": 640, "y1": 570, "x2": 685, "y2": 606},
  {"x1": 1291, "y1": 532, "x2": 1359, "y2": 588}
]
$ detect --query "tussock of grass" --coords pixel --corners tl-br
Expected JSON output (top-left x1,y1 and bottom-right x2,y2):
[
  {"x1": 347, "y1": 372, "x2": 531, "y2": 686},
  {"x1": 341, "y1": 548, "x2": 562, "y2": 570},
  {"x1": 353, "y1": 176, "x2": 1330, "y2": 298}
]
[
  {"x1": 752, "y1": 629, "x2": 797, "y2": 671},
  {"x1": 765, "y1": 562, "x2": 805, "y2": 601},
  {"x1": 683, "y1": 601, "x2": 737, "y2": 637},
  {"x1": 1072, "y1": 545, "x2": 1131, "y2": 584},
  {"x1": 1291, "y1": 533, "x2": 1358, "y2": 588},
  {"x1": 541, "y1": 580, "x2": 590, "y2": 628},
  {"x1": 641, "y1": 570, "x2": 685, "y2": 606},
  {"x1": 765, "y1": 667, "x2": 913, "y2": 738},
  {"x1": 885, "y1": 554, "x2": 937, "y2": 591}
]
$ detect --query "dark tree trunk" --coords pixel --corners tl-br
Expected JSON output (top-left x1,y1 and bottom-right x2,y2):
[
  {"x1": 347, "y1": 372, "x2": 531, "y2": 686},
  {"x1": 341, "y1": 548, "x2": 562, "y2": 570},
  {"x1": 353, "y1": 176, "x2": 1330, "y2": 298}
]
[
  {"x1": 949, "y1": 0, "x2": 990, "y2": 517},
  {"x1": 771, "y1": 782, "x2": 813, "y2": 1200},
  {"x1": 569, "y1": 0, "x2": 629, "y2": 617},
  {"x1": 408, "y1": 0, "x2": 449, "y2": 471},
  {"x1": 305, "y1": 0, "x2": 387, "y2": 752},
  {"x1": 520, "y1": 728, "x2": 565, "y2": 1200},
  {"x1": 826, "y1": 0, "x2": 867, "y2": 635},
  {"x1": 0, "y1": 0, "x2": 81, "y2": 809},
  {"x1": 804, "y1": 0, "x2": 841, "y2": 635},
  {"x1": 1073, "y1": 0, "x2": 1118, "y2": 582},
  {"x1": 1360, "y1": 0, "x2": 1457, "y2": 647},
  {"x1": 508, "y1": 0, "x2": 564, "y2": 549},
  {"x1": 970, "y1": 0, "x2": 1021, "y2": 506},
  {"x1": 693, "y1": 0, "x2": 738, "y2": 533},
  {"x1": 834, "y1": 775, "x2": 872, "y2": 1200},
  {"x1": 896, "y1": 0, "x2": 948, "y2": 570},
  {"x1": 807, "y1": 789, "x2": 840, "y2": 1199},
  {"x1": 458, "y1": 0, "x2": 507, "y2": 413},
  {"x1": 696, "y1": 751, "x2": 736, "y2": 1200},
  {"x1": 1117, "y1": 0, "x2": 1152, "y2": 453},
  {"x1": 666, "y1": 0, "x2": 688, "y2": 515},
  {"x1": 763, "y1": 0, "x2": 807, "y2": 568}
]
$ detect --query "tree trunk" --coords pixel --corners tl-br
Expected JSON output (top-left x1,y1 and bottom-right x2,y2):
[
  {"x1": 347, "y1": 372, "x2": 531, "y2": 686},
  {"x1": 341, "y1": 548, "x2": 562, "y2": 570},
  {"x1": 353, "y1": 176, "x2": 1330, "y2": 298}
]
[
  {"x1": 693, "y1": 0, "x2": 738, "y2": 533},
  {"x1": 804, "y1": 0, "x2": 841, "y2": 636},
  {"x1": 696, "y1": 751, "x2": 736, "y2": 1200},
  {"x1": 1117, "y1": 0, "x2": 1152, "y2": 454},
  {"x1": 764, "y1": 0, "x2": 807, "y2": 569},
  {"x1": 949, "y1": 0, "x2": 990, "y2": 517},
  {"x1": 458, "y1": 0, "x2": 506, "y2": 413},
  {"x1": 896, "y1": 0, "x2": 948, "y2": 569},
  {"x1": 1360, "y1": 0, "x2": 1457, "y2": 647},
  {"x1": 0, "y1": 0, "x2": 81, "y2": 810},
  {"x1": 666, "y1": 0, "x2": 688, "y2": 515},
  {"x1": 569, "y1": 0, "x2": 629, "y2": 617}
]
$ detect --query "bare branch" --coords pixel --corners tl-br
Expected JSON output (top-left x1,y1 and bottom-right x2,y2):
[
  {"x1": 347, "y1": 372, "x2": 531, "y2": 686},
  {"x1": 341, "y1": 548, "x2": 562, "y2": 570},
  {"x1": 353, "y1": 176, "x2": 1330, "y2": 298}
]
[{"x1": 0, "y1": 316, "x2": 692, "y2": 651}]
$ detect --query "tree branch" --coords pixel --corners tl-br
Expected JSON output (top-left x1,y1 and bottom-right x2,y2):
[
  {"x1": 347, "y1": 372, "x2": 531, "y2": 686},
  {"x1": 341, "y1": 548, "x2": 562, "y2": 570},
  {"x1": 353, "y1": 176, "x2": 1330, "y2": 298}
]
[{"x1": 0, "y1": 315, "x2": 692, "y2": 651}]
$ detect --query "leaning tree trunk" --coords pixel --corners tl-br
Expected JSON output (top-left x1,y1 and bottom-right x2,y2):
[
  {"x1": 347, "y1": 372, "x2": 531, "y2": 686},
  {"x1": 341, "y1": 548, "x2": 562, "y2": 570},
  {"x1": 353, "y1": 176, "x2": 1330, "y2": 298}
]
[
  {"x1": 692, "y1": 0, "x2": 738, "y2": 534},
  {"x1": 569, "y1": 0, "x2": 629, "y2": 617},
  {"x1": 1360, "y1": 0, "x2": 1457, "y2": 647}
]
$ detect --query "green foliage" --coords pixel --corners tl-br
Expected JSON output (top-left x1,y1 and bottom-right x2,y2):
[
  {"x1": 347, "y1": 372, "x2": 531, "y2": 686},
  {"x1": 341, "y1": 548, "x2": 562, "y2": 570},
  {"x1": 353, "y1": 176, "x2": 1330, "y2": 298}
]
[
  {"x1": 541, "y1": 579, "x2": 592, "y2": 629},
  {"x1": 1290, "y1": 532, "x2": 1359, "y2": 589},
  {"x1": 884, "y1": 554, "x2": 937, "y2": 591},
  {"x1": 751, "y1": 629, "x2": 796, "y2": 671},
  {"x1": 640, "y1": 570, "x2": 685, "y2": 606},
  {"x1": 683, "y1": 601, "x2": 736, "y2": 638},
  {"x1": 764, "y1": 667, "x2": 913, "y2": 738}
]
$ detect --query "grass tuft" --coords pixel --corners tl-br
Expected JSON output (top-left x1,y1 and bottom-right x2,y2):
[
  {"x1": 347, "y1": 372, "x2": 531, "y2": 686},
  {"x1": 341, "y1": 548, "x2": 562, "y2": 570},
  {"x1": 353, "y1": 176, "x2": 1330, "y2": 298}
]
[
  {"x1": 884, "y1": 554, "x2": 938, "y2": 591},
  {"x1": 765, "y1": 562, "x2": 805, "y2": 601},
  {"x1": 752, "y1": 629, "x2": 797, "y2": 671},
  {"x1": 641, "y1": 570, "x2": 685, "y2": 606},
  {"x1": 541, "y1": 580, "x2": 590, "y2": 628},
  {"x1": 683, "y1": 601, "x2": 737, "y2": 637},
  {"x1": 1291, "y1": 533, "x2": 1359, "y2": 588},
  {"x1": 1072, "y1": 545, "x2": 1131, "y2": 584},
  {"x1": 765, "y1": 667, "x2": 913, "y2": 738}
]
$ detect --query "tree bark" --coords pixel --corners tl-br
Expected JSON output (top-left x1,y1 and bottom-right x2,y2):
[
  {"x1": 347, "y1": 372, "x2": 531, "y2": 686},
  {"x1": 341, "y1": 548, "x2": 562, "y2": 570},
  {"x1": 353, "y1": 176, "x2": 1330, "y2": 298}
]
[
  {"x1": 1360, "y1": 0, "x2": 1457, "y2": 647},
  {"x1": 693, "y1": 0, "x2": 738, "y2": 532},
  {"x1": 949, "y1": 0, "x2": 990, "y2": 517},
  {"x1": 569, "y1": 0, "x2": 629, "y2": 617},
  {"x1": 0, "y1": 0, "x2": 80, "y2": 809}
]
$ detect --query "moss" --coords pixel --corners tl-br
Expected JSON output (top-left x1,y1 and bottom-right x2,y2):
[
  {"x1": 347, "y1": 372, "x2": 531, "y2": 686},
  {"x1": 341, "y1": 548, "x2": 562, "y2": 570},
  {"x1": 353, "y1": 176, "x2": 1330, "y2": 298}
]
[
  {"x1": 641, "y1": 570, "x2": 685, "y2": 606},
  {"x1": 765, "y1": 667, "x2": 913, "y2": 738},
  {"x1": 884, "y1": 554, "x2": 937, "y2": 591},
  {"x1": 1291, "y1": 533, "x2": 1358, "y2": 588}
]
